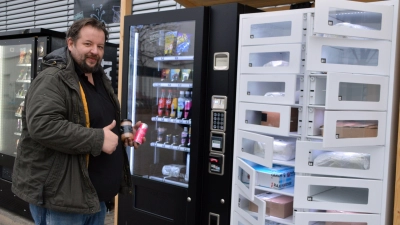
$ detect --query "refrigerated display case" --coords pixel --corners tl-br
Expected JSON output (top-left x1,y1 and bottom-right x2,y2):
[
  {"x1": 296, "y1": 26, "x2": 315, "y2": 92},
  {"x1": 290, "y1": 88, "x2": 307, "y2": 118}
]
[
  {"x1": 0, "y1": 28, "x2": 65, "y2": 220},
  {"x1": 119, "y1": 4, "x2": 260, "y2": 225}
]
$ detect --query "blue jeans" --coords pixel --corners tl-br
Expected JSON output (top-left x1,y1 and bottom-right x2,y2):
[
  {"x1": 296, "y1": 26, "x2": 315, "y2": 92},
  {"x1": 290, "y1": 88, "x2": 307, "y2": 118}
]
[{"x1": 29, "y1": 202, "x2": 107, "y2": 225}]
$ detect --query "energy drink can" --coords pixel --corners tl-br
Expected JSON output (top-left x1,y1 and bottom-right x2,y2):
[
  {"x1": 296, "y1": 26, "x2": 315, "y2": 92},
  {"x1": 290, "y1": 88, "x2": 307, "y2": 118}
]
[{"x1": 133, "y1": 123, "x2": 148, "y2": 145}]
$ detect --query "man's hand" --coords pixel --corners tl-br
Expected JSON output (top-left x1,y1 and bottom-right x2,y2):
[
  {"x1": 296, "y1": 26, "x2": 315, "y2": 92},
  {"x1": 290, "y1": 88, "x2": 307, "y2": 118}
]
[
  {"x1": 124, "y1": 121, "x2": 146, "y2": 148},
  {"x1": 102, "y1": 120, "x2": 118, "y2": 154}
]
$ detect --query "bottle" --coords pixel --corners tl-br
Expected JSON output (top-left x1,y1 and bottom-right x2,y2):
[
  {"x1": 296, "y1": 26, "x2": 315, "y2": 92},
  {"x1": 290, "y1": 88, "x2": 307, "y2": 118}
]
[
  {"x1": 184, "y1": 91, "x2": 192, "y2": 119},
  {"x1": 120, "y1": 119, "x2": 134, "y2": 142},
  {"x1": 170, "y1": 90, "x2": 178, "y2": 118},
  {"x1": 187, "y1": 127, "x2": 191, "y2": 147},
  {"x1": 181, "y1": 127, "x2": 188, "y2": 146},
  {"x1": 158, "y1": 89, "x2": 166, "y2": 117},
  {"x1": 165, "y1": 89, "x2": 173, "y2": 117},
  {"x1": 177, "y1": 91, "x2": 185, "y2": 119},
  {"x1": 133, "y1": 123, "x2": 148, "y2": 145}
]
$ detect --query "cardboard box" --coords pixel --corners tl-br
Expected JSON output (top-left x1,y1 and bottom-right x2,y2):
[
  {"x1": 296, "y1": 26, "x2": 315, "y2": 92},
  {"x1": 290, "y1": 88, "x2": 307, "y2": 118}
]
[
  {"x1": 261, "y1": 108, "x2": 298, "y2": 132},
  {"x1": 320, "y1": 123, "x2": 378, "y2": 138},
  {"x1": 249, "y1": 193, "x2": 294, "y2": 219}
]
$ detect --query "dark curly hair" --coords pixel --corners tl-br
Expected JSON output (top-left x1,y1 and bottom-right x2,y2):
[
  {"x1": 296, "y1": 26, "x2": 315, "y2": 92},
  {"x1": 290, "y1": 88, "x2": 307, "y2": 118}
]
[{"x1": 66, "y1": 18, "x2": 109, "y2": 44}]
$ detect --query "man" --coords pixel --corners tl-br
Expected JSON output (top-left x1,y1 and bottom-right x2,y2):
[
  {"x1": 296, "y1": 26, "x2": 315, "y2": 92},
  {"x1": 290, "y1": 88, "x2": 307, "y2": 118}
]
[{"x1": 12, "y1": 18, "x2": 142, "y2": 225}]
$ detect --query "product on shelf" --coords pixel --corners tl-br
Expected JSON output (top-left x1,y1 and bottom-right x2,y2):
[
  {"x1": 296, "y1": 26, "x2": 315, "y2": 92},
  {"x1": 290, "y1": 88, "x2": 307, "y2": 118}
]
[
  {"x1": 263, "y1": 60, "x2": 289, "y2": 67},
  {"x1": 164, "y1": 31, "x2": 177, "y2": 56},
  {"x1": 181, "y1": 127, "x2": 188, "y2": 146},
  {"x1": 177, "y1": 91, "x2": 185, "y2": 119},
  {"x1": 161, "y1": 69, "x2": 170, "y2": 81},
  {"x1": 241, "y1": 161, "x2": 295, "y2": 190},
  {"x1": 170, "y1": 69, "x2": 180, "y2": 82},
  {"x1": 184, "y1": 91, "x2": 192, "y2": 119},
  {"x1": 249, "y1": 192, "x2": 294, "y2": 219},
  {"x1": 158, "y1": 89, "x2": 166, "y2": 117},
  {"x1": 24, "y1": 49, "x2": 32, "y2": 64},
  {"x1": 187, "y1": 127, "x2": 191, "y2": 147},
  {"x1": 18, "y1": 49, "x2": 26, "y2": 64},
  {"x1": 157, "y1": 127, "x2": 166, "y2": 142},
  {"x1": 181, "y1": 69, "x2": 191, "y2": 82},
  {"x1": 165, "y1": 89, "x2": 173, "y2": 117},
  {"x1": 313, "y1": 152, "x2": 370, "y2": 170},
  {"x1": 170, "y1": 90, "x2": 178, "y2": 118},
  {"x1": 254, "y1": 139, "x2": 296, "y2": 161},
  {"x1": 176, "y1": 32, "x2": 191, "y2": 55},
  {"x1": 162, "y1": 164, "x2": 186, "y2": 178}
]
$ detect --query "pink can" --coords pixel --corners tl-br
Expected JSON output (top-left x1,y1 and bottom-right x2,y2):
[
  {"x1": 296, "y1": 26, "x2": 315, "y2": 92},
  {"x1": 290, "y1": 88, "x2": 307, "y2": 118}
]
[{"x1": 133, "y1": 123, "x2": 148, "y2": 145}]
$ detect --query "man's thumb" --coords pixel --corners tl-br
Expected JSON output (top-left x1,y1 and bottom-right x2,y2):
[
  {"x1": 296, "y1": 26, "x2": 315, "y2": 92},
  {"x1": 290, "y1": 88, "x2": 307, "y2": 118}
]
[{"x1": 105, "y1": 120, "x2": 116, "y2": 130}]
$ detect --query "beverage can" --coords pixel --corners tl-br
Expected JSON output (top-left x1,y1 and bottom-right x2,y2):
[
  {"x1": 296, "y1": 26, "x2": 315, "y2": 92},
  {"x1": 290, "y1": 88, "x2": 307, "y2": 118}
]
[
  {"x1": 134, "y1": 123, "x2": 148, "y2": 145},
  {"x1": 165, "y1": 134, "x2": 172, "y2": 144}
]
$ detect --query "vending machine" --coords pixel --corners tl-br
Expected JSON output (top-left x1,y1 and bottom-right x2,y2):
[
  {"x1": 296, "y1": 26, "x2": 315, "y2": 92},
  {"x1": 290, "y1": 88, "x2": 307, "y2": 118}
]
[
  {"x1": 0, "y1": 28, "x2": 65, "y2": 220},
  {"x1": 0, "y1": 28, "x2": 120, "y2": 220},
  {"x1": 119, "y1": 3, "x2": 260, "y2": 225}
]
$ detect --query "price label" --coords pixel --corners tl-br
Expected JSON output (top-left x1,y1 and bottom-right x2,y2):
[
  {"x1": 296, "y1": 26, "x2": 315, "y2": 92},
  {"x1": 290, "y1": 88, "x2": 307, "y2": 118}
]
[
  {"x1": 162, "y1": 144, "x2": 166, "y2": 148},
  {"x1": 173, "y1": 146, "x2": 179, "y2": 150},
  {"x1": 175, "y1": 56, "x2": 179, "y2": 60}
]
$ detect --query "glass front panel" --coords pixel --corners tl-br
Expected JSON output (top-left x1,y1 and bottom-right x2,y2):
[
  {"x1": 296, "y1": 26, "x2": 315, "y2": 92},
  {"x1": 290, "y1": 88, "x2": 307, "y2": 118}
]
[
  {"x1": 321, "y1": 46, "x2": 379, "y2": 66},
  {"x1": 241, "y1": 137, "x2": 265, "y2": 158},
  {"x1": 250, "y1": 21, "x2": 292, "y2": 39},
  {"x1": 339, "y1": 82, "x2": 380, "y2": 102},
  {"x1": 335, "y1": 120, "x2": 378, "y2": 139},
  {"x1": 126, "y1": 21, "x2": 195, "y2": 188},
  {"x1": 328, "y1": 7, "x2": 382, "y2": 31},
  {"x1": 249, "y1": 52, "x2": 290, "y2": 68},
  {"x1": 0, "y1": 38, "x2": 34, "y2": 157}
]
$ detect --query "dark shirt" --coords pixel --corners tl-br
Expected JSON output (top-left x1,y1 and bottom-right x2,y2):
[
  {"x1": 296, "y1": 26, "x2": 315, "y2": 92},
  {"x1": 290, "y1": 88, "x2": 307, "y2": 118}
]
[{"x1": 76, "y1": 65, "x2": 123, "y2": 202}]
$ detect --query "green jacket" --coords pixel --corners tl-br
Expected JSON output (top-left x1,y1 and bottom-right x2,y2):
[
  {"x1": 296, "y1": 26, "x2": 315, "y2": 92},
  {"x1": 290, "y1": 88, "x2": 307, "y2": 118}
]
[{"x1": 12, "y1": 47, "x2": 133, "y2": 214}]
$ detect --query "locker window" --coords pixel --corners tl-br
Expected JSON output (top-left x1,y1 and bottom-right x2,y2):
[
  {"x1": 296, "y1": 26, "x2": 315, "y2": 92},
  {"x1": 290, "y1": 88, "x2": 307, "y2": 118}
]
[
  {"x1": 335, "y1": 120, "x2": 378, "y2": 139},
  {"x1": 338, "y1": 82, "x2": 380, "y2": 102},
  {"x1": 321, "y1": 45, "x2": 379, "y2": 66},
  {"x1": 249, "y1": 52, "x2": 290, "y2": 68},
  {"x1": 250, "y1": 21, "x2": 292, "y2": 38},
  {"x1": 247, "y1": 81, "x2": 286, "y2": 97},
  {"x1": 245, "y1": 110, "x2": 281, "y2": 128},
  {"x1": 328, "y1": 7, "x2": 382, "y2": 31},
  {"x1": 308, "y1": 185, "x2": 369, "y2": 205},
  {"x1": 241, "y1": 137, "x2": 266, "y2": 158},
  {"x1": 309, "y1": 150, "x2": 371, "y2": 170}
]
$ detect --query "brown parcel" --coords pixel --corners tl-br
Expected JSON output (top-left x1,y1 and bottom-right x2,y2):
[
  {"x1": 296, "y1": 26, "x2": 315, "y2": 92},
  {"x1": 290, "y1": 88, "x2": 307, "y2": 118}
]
[
  {"x1": 320, "y1": 125, "x2": 377, "y2": 138},
  {"x1": 261, "y1": 108, "x2": 298, "y2": 132},
  {"x1": 249, "y1": 195, "x2": 293, "y2": 219}
]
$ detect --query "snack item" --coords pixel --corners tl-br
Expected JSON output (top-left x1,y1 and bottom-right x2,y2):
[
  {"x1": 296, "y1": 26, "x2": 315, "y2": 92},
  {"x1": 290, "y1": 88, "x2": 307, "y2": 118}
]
[{"x1": 120, "y1": 119, "x2": 133, "y2": 142}]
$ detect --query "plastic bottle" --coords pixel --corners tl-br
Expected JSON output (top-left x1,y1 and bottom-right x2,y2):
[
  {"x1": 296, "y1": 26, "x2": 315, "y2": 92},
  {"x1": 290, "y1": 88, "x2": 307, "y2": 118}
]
[
  {"x1": 181, "y1": 127, "x2": 188, "y2": 146},
  {"x1": 184, "y1": 91, "x2": 192, "y2": 119},
  {"x1": 187, "y1": 127, "x2": 191, "y2": 147},
  {"x1": 177, "y1": 91, "x2": 185, "y2": 119},
  {"x1": 165, "y1": 89, "x2": 173, "y2": 117},
  {"x1": 158, "y1": 89, "x2": 166, "y2": 117},
  {"x1": 170, "y1": 90, "x2": 178, "y2": 118}
]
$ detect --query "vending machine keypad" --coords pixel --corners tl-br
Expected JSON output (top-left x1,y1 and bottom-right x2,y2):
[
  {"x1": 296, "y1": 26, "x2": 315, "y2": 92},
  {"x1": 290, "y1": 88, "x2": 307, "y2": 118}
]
[{"x1": 211, "y1": 110, "x2": 226, "y2": 132}]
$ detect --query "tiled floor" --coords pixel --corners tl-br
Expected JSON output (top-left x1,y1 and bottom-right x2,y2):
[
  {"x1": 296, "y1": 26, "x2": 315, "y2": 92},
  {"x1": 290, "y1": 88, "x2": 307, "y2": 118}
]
[{"x1": 0, "y1": 207, "x2": 115, "y2": 225}]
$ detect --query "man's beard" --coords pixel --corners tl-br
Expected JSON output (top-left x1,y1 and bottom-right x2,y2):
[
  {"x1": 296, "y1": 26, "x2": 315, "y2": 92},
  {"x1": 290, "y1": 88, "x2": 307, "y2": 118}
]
[{"x1": 79, "y1": 54, "x2": 100, "y2": 73}]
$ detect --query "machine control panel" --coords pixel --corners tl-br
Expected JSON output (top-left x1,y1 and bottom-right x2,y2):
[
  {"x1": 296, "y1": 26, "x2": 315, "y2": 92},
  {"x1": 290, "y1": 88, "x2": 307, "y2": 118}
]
[{"x1": 209, "y1": 153, "x2": 224, "y2": 175}]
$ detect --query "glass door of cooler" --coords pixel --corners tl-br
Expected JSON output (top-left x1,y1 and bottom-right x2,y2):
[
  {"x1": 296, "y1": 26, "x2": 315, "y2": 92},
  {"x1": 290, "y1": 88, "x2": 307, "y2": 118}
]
[
  {"x1": 120, "y1": 7, "x2": 208, "y2": 225},
  {"x1": 0, "y1": 38, "x2": 35, "y2": 181},
  {"x1": 126, "y1": 21, "x2": 195, "y2": 188}
]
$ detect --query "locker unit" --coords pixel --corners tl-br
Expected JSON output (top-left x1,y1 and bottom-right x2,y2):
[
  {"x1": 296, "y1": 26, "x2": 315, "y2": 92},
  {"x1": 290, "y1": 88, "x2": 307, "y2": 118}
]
[{"x1": 231, "y1": 1, "x2": 399, "y2": 225}]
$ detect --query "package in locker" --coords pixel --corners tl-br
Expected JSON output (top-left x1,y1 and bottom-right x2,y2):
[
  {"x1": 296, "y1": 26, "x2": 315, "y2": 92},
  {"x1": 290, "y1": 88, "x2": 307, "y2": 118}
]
[{"x1": 241, "y1": 163, "x2": 295, "y2": 189}]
